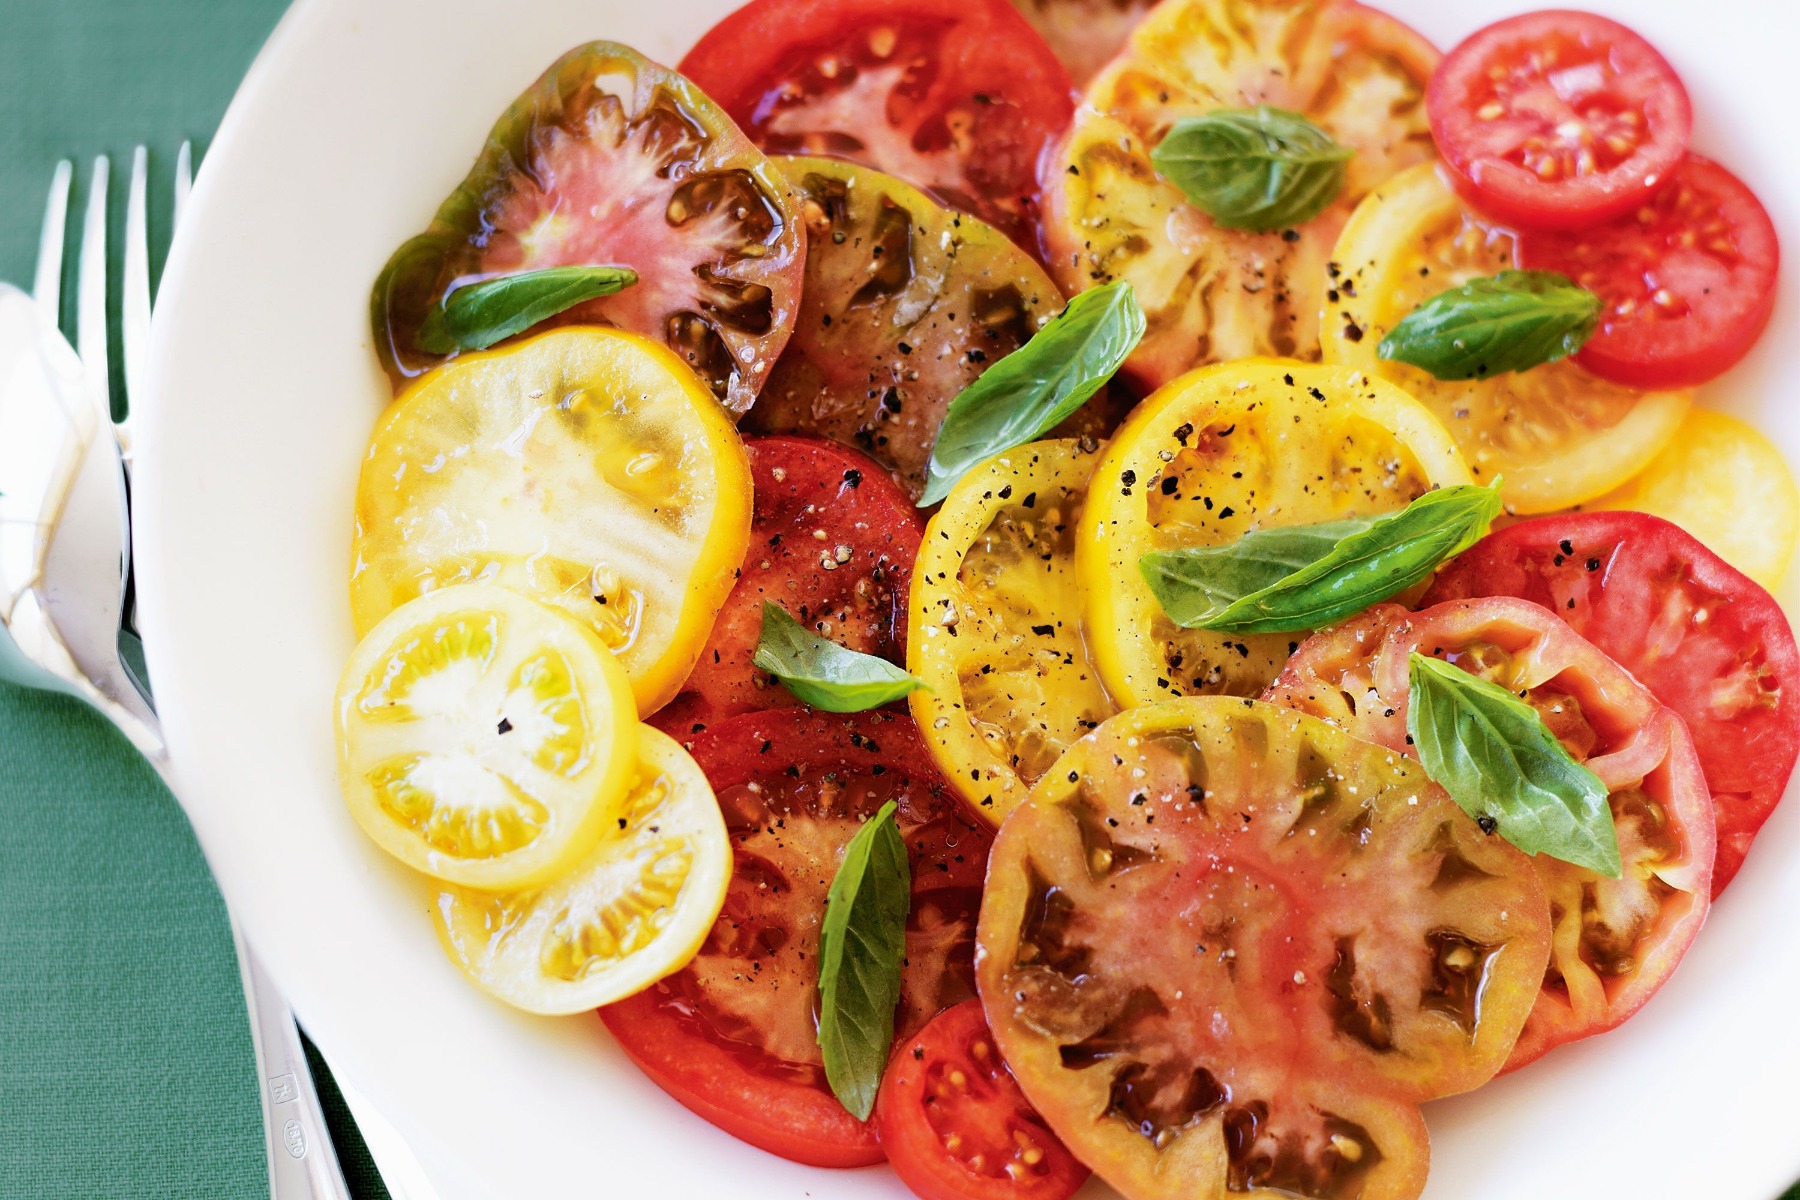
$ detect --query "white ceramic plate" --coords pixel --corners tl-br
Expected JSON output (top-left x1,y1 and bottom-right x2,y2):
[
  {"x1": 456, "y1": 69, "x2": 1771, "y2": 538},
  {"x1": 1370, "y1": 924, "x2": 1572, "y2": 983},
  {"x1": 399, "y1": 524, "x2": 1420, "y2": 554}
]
[{"x1": 135, "y1": 1, "x2": 1800, "y2": 1197}]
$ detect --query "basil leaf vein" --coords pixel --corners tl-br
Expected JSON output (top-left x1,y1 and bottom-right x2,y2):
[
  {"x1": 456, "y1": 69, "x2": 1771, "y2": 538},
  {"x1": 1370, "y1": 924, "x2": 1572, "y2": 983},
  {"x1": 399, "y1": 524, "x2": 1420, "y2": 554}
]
[
  {"x1": 753, "y1": 602, "x2": 926, "y2": 712},
  {"x1": 1150, "y1": 106, "x2": 1354, "y2": 232},
  {"x1": 920, "y1": 280, "x2": 1144, "y2": 506},
  {"x1": 1377, "y1": 270, "x2": 1600, "y2": 381},
  {"x1": 1140, "y1": 482, "x2": 1503, "y2": 634},
  {"x1": 1407, "y1": 653, "x2": 1621, "y2": 878},
  {"x1": 415, "y1": 265, "x2": 639, "y2": 354},
  {"x1": 816, "y1": 799, "x2": 911, "y2": 1120}
]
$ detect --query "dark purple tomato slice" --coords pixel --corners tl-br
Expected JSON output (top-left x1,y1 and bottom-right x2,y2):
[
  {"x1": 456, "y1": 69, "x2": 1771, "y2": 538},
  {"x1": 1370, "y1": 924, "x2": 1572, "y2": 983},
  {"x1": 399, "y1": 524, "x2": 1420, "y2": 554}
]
[{"x1": 371, "y1": 41, "x2": 807, "y2": 414}]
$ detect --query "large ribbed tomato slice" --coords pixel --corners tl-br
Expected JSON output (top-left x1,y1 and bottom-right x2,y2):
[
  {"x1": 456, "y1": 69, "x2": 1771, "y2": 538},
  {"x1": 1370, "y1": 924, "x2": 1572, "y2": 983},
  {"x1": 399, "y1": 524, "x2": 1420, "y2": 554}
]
[
  {"x1": 978, "y1": 698, "x2": 1551, "y2": 1200},
  {"x1": 600, "y1": 708, "x2": 991, "y2": 1168},
  {"x1": 1424, "y1": 511, "x2": 1799, "y2": 895},
  {"x1": 372, "y1": 42, "x2": 807, "y2": 414},
  {"x1": 1265, "y1": 598, "x2": 1715, "y2": 1068}
]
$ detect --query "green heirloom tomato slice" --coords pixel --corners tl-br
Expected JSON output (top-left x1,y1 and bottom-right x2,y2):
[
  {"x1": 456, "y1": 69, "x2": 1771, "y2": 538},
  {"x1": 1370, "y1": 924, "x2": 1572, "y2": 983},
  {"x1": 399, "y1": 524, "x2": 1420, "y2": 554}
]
[
  {"x1": 1265, "y1": 598, "x2": 1715, "y2": 1069},
  {"x1": 372, "y1": 41, "x2": 807, "y2": 415},
  {"x1": 745, "y1": 156, "x2": 1115, "y2": 501},
  {"x1": 977, "y1": 698, "x2": 1551, "y2": 1200}
]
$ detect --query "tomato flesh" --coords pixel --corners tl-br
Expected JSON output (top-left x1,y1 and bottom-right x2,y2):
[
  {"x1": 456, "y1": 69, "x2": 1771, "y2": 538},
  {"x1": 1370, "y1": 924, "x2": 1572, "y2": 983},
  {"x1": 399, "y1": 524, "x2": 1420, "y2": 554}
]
[
  {"x1": 1517, "y1": 155, "x2": 1780, "y2": 389},
  {"x1": 649, "y1": 435, "x2": 923, "y2": 738},
  {"x1": 600, "y1": 708, "x2": 991, "y2": 1167},
  {"x1": 1265, "y1": 598, "x2": 1715, "y2": 1068},
  {"x1": 679, "y1": 0, "x2": 1074, "y2": 257},
  {"x1": 1424, "y1": 511, "x2": 1800, "y2": 894},
  {"x1": 371, "y1": 42, "x2": 807, "y2": 413},
  {"x1": 1428, "y1": 10, "x2": 1692, "y2": 231},
  {"x1": 876, "y1": 999, "x2": 1088, "y2": 1200},
  {"x1": 978, "y1": 699, "x2": 1551, "y2": 1200}
]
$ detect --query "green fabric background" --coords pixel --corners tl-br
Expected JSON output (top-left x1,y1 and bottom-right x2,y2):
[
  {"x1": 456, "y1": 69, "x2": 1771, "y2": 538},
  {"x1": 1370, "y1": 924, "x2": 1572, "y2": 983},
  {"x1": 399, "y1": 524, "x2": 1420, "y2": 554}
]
[{"x1": 0, "y1": 1, "x2": 383, "y2": 1195}]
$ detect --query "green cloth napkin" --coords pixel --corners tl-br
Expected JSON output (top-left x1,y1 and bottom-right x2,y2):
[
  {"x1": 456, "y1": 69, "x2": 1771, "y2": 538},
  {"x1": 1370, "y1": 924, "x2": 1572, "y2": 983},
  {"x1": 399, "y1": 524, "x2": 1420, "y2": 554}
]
[{"x1": 0, "y1": 2, "x2": 384, "y2": 1195}]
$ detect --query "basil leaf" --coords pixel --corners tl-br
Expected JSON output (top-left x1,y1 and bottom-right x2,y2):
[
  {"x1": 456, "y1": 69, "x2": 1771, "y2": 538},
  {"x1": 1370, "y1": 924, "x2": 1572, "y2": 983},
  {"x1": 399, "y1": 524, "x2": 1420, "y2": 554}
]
[
  {"x1": 414, "y1": 265, "x2": 638, "y2": 354},
  {"x1": 816, "y1": 799, "x2": 911, "y2": 1120},
  {"x1": 920, "y1": 280, "x2": 1144, "y2": 506},
  {"x1": 1150, "y1": 106, "x2": 1354, "y2": 232},
  {"x1": 1407, "y1": 653, "x2": 1621, "y2": 878},
  {"x1": 753, "y1": 602, "x2": 926, "y2": 712},
  {"x1": 1140, "y1": 482, "x2": 1503, "y2": 634},
  {"x1": 1378, "y1": 270, "x2": 1600, "y2": 381}
]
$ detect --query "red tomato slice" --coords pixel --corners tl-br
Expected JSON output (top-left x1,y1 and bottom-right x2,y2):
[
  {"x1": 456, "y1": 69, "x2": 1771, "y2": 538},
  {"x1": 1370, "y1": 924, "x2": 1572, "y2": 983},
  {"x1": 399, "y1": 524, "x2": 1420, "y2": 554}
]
[
  {"x1": 1265, "y1": 598, "x2": 1715, "y2": 1069},
  {"x1": 1428, "y1": 10, "x2": 1692, "y2": 231},
  {"x1": 1424, "y1": 511, "x2": 1800, "y2": 894},
  {"x1": 678, "y1": 0, "x2": 1075, "y2": 257},
  {"x1": 876, "y1": 999, "x2": 1088, "y2": 1200},
  {"x1": 599, "y1": 708, "x2": 992, "y2": 1168},
  {"x1": 649, "y1": 435, "x2": 923, "y2": 737},
  {"x1": 1516, "y1": 156, "x2": 1780, "y2": 389}
]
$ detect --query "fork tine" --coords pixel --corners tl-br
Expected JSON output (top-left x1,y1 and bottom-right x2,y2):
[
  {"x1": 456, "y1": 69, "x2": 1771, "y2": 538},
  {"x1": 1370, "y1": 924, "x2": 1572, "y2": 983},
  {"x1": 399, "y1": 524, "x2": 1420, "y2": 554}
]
[
  {"x1": 77, "y1": 155, "x2": 110, "y2": 422},
  {"x1": 173, "y1": 140, "x2": 193, "y2": 232},
  {"x1": 122, "y1": 147, "x2": 151, "y2": 422},
  {"x1": 34, "y1": 160, "x2": 72, "y2": 319}
]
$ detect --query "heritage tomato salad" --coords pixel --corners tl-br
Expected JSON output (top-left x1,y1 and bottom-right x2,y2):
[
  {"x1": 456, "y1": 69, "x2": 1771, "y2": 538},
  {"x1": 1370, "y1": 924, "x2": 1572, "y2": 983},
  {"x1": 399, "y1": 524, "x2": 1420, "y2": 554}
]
[{"x1": 334, "y1": 4, "x2": 1795, "y2": 1199}]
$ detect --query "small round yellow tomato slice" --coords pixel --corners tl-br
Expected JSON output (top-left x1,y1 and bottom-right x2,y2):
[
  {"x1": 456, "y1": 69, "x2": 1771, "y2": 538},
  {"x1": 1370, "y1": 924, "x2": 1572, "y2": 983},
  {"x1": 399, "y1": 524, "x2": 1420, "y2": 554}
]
[
  {"x1": 1323, "y1": 163, "x2": 1690, "y2": 514},
  {"x1": 909, "y1": 439, "x2": 1118, "y2": 824},
  {"x1": 1592, "y1": 408, "x2": 1800, "y2": 590},
  {"x1": 336, "y1": 583, "x2": 638, "y2": 890},
  {"x1": 1077, "y1": 360, "x2": 1471, "y2": 707},
  {"x1": 434, "y1": 725, "x2": 731, "y2": 1014},
  {"x1": 351, "y1": 327, "x2": 753, "y2": 715}
]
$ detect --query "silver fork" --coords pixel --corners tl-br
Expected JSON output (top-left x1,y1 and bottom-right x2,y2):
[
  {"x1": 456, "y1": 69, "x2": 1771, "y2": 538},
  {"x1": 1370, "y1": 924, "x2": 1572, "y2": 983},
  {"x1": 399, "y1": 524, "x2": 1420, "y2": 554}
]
[{"x1": 0, "y1": 148, "x2": 350, "y2": 1200}]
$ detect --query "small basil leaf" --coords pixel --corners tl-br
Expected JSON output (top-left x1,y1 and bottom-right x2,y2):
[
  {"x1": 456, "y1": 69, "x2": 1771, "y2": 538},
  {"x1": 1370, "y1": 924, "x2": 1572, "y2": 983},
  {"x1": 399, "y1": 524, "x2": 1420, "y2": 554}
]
[
  {"x1": 1407, "y1": 653, "x2": 1621, "y2": 878},
  {"x1": 1378, "y1": 270, "x2": 1600, "y2": 381},
  {"x1": 414, "y1": 265, "x2": 639, "y2": 354},
  {"x1": 1140, "y1": 482, "x2": 1503, "y2": 634},
  {"x1": 920, "y1": 280, "x2": 1144, "y2": 507},
  {"x1": 753, "y1": 602, "x2": 926, "y2": 712},
  {"x1": 816, "y1": 799, "x2": 911, "y2": 1120},
  {"x1": 1150, "y1": 106, "x2": 1354, "y2": 232}
]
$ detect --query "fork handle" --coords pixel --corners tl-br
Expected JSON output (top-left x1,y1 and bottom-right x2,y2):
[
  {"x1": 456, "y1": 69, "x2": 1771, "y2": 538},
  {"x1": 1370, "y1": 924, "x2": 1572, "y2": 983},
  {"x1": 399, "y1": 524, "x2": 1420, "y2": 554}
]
[{"x1": 235, "y1": 926, "x2": 354, "y2": 1200}]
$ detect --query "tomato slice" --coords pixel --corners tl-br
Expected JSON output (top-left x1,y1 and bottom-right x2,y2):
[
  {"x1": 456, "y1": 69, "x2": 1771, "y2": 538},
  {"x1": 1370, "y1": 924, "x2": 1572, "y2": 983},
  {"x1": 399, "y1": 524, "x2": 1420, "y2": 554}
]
[
  {"x1": 1003, "y1": 0, "x2": 1154, "y2": 86},
  {"x1": 743, "y1": 156, "x2": 1099, "y2": 501},
  {"x1": 1323, "y1": 162, "x2": 1689, "y2": 513},
  {"x1": 432, "y1": 725, "x2": 731, "y2": 1014},
  {"x1": 1428, "y1": 10, "x2": 1692, "y2": 232},
  {"x1": 909, "y1": 438, "x2": 1118, "y2": 823},
  {"x1": 876, "y1": 999, "x2": 1088, "y2": 1200},
  {"x1": 678, "y1": 0, "x2": 1074, "y2": 257},
  {"x1": 649, "y1": 435, "x2": 923, "y2": 738},
  {"x1": 599, "y1": 708, "x2": 992, "y2": 1168},
  {"x1": 371, "y1": 42, "x2": 807, "y2": 414},
  {"x1": 350, "y1": 328, "x2": 754, "y2": 716},
  {"x1": 1040, "y1": 0, "x2": 1439, "y2": 389},
  {"x1": 1265, "y1": 598, "x2": 1715, "y2": 1068},
  {"x1": 1076, "y1": 359, "x2": 1473, "y2": 708},
  {"x1": 1516, "y1": 156, "x2": 1780, "y2": 390},
  {"x1": 978, "y1": 698, "x2": 1551, "y2": 1200},
  {"x1": 1423, "y1": 511, "x2": 1800, "y2": 895}
]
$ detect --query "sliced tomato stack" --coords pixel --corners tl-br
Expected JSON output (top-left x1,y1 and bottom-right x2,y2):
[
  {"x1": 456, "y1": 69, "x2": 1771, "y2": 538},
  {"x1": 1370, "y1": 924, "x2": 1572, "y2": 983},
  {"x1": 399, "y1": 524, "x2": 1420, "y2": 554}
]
[{"x1": 1429, "y1": 11, "x2": 1778, "y2": 390}]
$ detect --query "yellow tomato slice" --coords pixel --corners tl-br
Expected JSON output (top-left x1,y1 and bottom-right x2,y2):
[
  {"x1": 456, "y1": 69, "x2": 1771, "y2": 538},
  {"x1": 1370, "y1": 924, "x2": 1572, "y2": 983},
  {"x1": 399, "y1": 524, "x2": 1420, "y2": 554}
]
[
  {"x1": 434, "y1": 725, "x2": 731, "y2": 1014},
  {"x1": 1323, "y1": 163, "x2": 1690, "y2": 514},
  {"x1": 1077, "y1": 360, "x2": 1471, "y2": 706},
  {"x1": 336, "y1": 583, "x2": 638, "y2": 890},
  {"x1": 351, "y1": 327, "x2": 753, "y2": 715},
  {"x1": 1040, "y1": 0, "x2": 1439, "y2": 388},
  {"x1": 1592, "y1": 408, "x2": 1800, "y2": 590},
  {"x1": 908, "y1": 439, "x2": 1118, "y2": 824}
]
